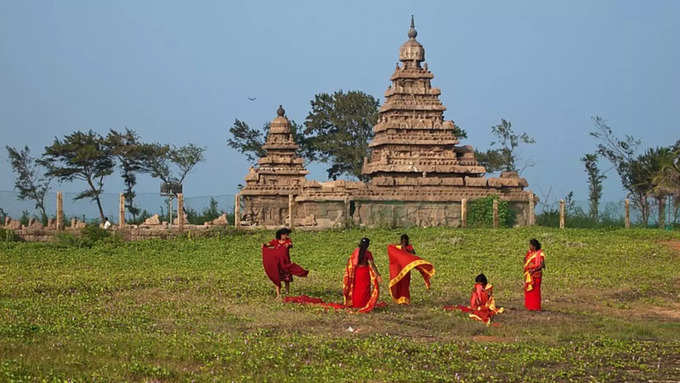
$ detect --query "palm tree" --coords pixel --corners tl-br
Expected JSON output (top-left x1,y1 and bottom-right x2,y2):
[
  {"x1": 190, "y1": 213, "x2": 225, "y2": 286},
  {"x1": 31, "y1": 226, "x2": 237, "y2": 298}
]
[{"x1": 653, "y1": 144, "x2": 680, "y2": 225}]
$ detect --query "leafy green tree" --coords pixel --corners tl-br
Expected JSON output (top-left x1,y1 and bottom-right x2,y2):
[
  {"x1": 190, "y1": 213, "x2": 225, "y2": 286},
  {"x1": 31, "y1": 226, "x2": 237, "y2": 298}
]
[
  {"x1": 476, "y1": 119, "x2": 535, "y2": 173},
  {"x1": 227, "y1": 119, "x2": 307, "y2": 164},
  {"x1": 630, "y1": 147, "x2": 674, "y2": 226},
  {"x1": 41, "y1": 130, "x2": 114, "y2": 221},
  {"x1": 6, "y1": 145, "x2": 52, "y2": 224},
  {"x1": 303, "y1": 90, "x2": 379, "y2": 181},
  {"x1": 581, "y1": 153, "x2": 606, "y2": 220},
  {"x1": 143, "y1": 143, "x2": 206, "y2": 186},
  {"x1": 106, "y1": 128, "x2": 157, "y2": 221},
  {"x1": 588, "y1": 116, "x2": 649, "y2": 222},
  {"x1": 653, "y1": 140, "x2": 680, "y2": 223}
]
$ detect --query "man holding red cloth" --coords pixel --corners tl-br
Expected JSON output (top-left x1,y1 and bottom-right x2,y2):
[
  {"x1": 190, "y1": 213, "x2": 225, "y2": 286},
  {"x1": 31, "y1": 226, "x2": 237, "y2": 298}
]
[
  {"x1": 387, "y1": 234, "x2": 435, "y2": 305},
  {"x1": 262, "y1": 228, "x2": 308, "y2": 299}
]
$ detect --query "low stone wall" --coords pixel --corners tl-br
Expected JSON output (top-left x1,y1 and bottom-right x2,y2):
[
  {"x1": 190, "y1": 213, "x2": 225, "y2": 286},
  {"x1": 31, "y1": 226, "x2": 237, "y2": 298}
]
[{"x1": 3, "y1": 224, "x2": 233, "y2": 242}]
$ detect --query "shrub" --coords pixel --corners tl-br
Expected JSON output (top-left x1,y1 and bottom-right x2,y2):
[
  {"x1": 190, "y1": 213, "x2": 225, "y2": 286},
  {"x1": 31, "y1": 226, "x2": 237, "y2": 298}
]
[
  {"x1": 0, "y1": 228, "x2": 20, "y2": 242},
  {"x1": 467, "y1": 196, "x2": 515, "y2": 227},
  {"x1": 54, "y1": 224, "x2": 112, "y2": 248}
]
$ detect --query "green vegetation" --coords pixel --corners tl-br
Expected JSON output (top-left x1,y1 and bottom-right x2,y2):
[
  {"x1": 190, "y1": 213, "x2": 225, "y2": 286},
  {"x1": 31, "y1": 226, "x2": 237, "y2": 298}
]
[
  {"x1": 467, "y1": 196, "x2": 515, "y2": 227},
  {"x1": 1, "y1": 228, "x2": 679, "y2": 381}
]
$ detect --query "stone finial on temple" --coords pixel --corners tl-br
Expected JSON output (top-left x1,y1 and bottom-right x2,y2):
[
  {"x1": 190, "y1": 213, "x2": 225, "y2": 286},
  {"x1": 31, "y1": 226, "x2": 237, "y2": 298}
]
[
  {"x1": 408, "y1": 15, "x2": 417, "y2": 39},
  {"x1": 277, "y1": 104, "x2": 285, "y2": 117}
]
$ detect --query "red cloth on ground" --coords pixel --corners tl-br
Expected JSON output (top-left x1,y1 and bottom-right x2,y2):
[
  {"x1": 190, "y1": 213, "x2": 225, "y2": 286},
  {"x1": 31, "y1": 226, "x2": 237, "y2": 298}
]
[
  {"x1": 284, "y1": 248, "x2": 382, "y2": 314},
  {"x1": 283, "y1": 295, "x2": 386, "y2": 311},
  {"x1": 262, "y1": 245, "x2": 308, "y2": 288},
  {"x1": 387, "y1": 245, "x2": 434, "y2": 305},
  {"x1": 283, "y1": 295, "x2": 346, "y2": 309}
]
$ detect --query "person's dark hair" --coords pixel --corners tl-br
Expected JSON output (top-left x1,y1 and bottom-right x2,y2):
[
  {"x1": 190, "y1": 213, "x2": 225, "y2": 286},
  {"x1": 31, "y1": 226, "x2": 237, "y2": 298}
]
[
  {"x1": 276, "y1": 228, "x2": 292, "y2": 240},
  {"x1": 530, "y1": 238, "x2": 541, "y2": 250},
  {"x1": 475, "y1": 273, "x2": 488, "y2": 286},
  {"x1": 358, "y1": 237, "x2": 370, "y2": 264},
  {"x1": 400, "y1": 234, "x2": 409, "y2": 246},
  {"x1": 103, "y1": 217, "x2": 109, "y2": 221}
]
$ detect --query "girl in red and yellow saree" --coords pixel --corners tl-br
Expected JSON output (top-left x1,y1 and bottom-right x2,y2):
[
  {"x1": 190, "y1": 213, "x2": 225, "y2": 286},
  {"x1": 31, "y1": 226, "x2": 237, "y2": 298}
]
[
  {"x1": 388, "y1": 234, "x2": 435, "y2": 304},
  {"x1": 524, "y1": 238, "x2": 546, "y2": 311},
  {"x1": 342, "y1": 237, "x2": 383, "y2": 313},
  {"x1": 444, "y1": 273, "x2": 504, "y2": 326},
  {"x1": 262, "y1": 228, "x2": 308, "y2": 299}
]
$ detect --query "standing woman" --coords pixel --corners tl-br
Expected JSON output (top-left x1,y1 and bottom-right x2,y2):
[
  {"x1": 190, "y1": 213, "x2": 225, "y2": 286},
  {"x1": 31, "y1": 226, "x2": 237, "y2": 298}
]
[
  {"x1": 343, "y1": 237, "x2": 382, "y2": 313},
  {"x1": 388, "y1": 234, "x2": 435, "y2": 304},
  {"x1": 524, "y1": 238, "x2": 546, "y2": 311}
]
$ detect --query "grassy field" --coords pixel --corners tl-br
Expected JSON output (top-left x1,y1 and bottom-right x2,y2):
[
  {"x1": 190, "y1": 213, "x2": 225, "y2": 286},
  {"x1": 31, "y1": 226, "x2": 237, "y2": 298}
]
[{"x1": 1, "y1": 227, "x2": 679, "y2": 382}]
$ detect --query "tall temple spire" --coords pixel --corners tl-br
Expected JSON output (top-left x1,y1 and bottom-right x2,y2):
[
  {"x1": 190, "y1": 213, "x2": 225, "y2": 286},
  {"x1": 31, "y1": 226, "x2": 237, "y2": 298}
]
[
  {"x1": 243, "y1": 105, "x2": 308, "y2": 189},
  {"x1": 362, "y1": 16, "x2": 486, "y2": 186},
  {"x1": 408, "y1": 15, "x2": 417, "y2": 39},
  {"x1": 399, "y1": 15, "x2": 424, "y2": 63}
]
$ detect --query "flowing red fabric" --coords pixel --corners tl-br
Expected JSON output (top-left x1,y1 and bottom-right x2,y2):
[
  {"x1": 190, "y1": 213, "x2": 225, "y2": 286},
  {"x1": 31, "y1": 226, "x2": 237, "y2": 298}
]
[
  {"x1": 284, "y1": 248, "x2": 382, "y2": 314},
  {"x1": 262, "y1": 245, "x2": 308, "y2": 288},
  {"x1": 444, "y1": 283, "x2": 504, "y2": 326},
  {"x1": 523, "y1": 249, "x2": 545, "y2": 311},
  {"x1": 387, "y1": 245, "x2": 434, "y2": 304}
]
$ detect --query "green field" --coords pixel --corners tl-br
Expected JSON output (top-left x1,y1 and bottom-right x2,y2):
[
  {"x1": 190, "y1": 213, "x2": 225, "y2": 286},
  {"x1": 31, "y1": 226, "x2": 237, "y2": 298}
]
[{"x1": 1, "y1": 228, "x2": 679, "y2": 382}]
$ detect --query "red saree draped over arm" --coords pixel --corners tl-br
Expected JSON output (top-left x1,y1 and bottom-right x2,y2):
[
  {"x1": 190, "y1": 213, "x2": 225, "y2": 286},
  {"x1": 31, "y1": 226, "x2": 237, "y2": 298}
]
[
  {"x1": 342, "y1": 249, "x2": 380, "y2": 313},
  {"x1": 387, "y1": 245, "x2": 435, "y2": 304},
  {"x1": 524, "y1": 249, "x2": 545, "y2": 311}
]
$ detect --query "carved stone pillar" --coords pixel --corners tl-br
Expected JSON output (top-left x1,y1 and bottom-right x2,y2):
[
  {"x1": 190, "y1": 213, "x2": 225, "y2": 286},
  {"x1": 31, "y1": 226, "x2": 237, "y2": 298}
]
[
  {"x1": 460, "y1": 198, "x2": 467, "y2": 228},
  {"x1": 492, "y1": 199, "x2": 499, "y2": 228},
  {"x1": 119, "y1": 193, "x2": 125, "y2": 227},
  {"x1": 56, "y1": 192, "x2": 63, "y2": 231}
]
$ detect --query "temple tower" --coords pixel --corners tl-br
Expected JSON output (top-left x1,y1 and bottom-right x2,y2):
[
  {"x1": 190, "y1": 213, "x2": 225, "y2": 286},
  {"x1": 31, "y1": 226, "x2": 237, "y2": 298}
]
[
  {"x1": 362, "y1": 16, "x2": 485, "y2": 189},
  {"x1": 240, "y1": 105, "x2": 309, "y2": 226},
  {"x1": 243, "y1": 105, "x2": 309, "y2": 190}
]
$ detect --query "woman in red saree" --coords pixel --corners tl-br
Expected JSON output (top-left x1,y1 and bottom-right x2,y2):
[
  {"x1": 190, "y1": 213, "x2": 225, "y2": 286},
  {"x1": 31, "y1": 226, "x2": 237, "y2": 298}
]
[
  {"x1": 262, "y1": 228, "x2": 308, "y2": 299},
  {"x1": 388, "y1": 234, "x2": 435, "y2": 304},
  {"x1": 342, "y1": 237, "x2": 383, "y2": 313},
  {"x1": 524, "y1": 238, "x2": 546, "y2": 311},
  {"x1": 444, "y1": 273, "x2": 504, "y2": 326}
]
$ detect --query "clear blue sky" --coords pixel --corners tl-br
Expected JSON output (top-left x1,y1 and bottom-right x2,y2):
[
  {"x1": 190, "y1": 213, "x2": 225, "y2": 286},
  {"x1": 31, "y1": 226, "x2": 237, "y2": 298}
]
[{"x1": 1, "y1": 0, "x2": 678, "y2": 206}]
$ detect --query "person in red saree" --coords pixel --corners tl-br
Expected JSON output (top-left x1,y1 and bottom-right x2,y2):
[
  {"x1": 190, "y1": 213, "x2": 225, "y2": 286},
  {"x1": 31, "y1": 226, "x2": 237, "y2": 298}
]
[
  {"x1": 388, "y1": 234, "x2": 435, "y2": 304},
  {"x1": 342, "y1": 237, "x2": 383, "y2": 313},
  {"x1": 524, "y1": 238, "x2": 546, "y2": 311},
  {"x1": 262, "y1": 228, "x2": 308, "y2": 299},
  {"x1": 444, "y1": 273, "x2": 504, "y2": 326}
]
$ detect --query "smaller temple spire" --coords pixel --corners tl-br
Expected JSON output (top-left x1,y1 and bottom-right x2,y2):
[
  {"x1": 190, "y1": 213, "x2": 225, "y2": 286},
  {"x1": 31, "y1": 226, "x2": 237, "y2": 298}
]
[
  {"x1": 408, "y1": 15, "x2": 417, "y2": 39},
  {"x1": 277, "y1": 105, "x2": 285, "y2": 117}
]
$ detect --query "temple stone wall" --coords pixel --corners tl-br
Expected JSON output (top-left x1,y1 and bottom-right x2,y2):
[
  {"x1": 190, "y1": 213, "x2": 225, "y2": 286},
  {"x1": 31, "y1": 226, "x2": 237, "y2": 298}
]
[
  {"x1": 350, "y1": 201, "x2": 461, "y2": 228},
  {"x1": 509, "y1": 201, "x2": 530, "y2": 227},
  {"x1": 294, "y1": 200, "x2": 346, "y2": 228},
  {"x1": 241, "y1": 195, "x2": 290, "y2": 228}
]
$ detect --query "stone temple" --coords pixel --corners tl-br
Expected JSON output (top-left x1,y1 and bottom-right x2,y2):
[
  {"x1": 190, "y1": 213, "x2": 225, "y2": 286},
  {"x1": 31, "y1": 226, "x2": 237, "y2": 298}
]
[{"x1": 237, "y1": 18, "x2": 534, "y2": 229}]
